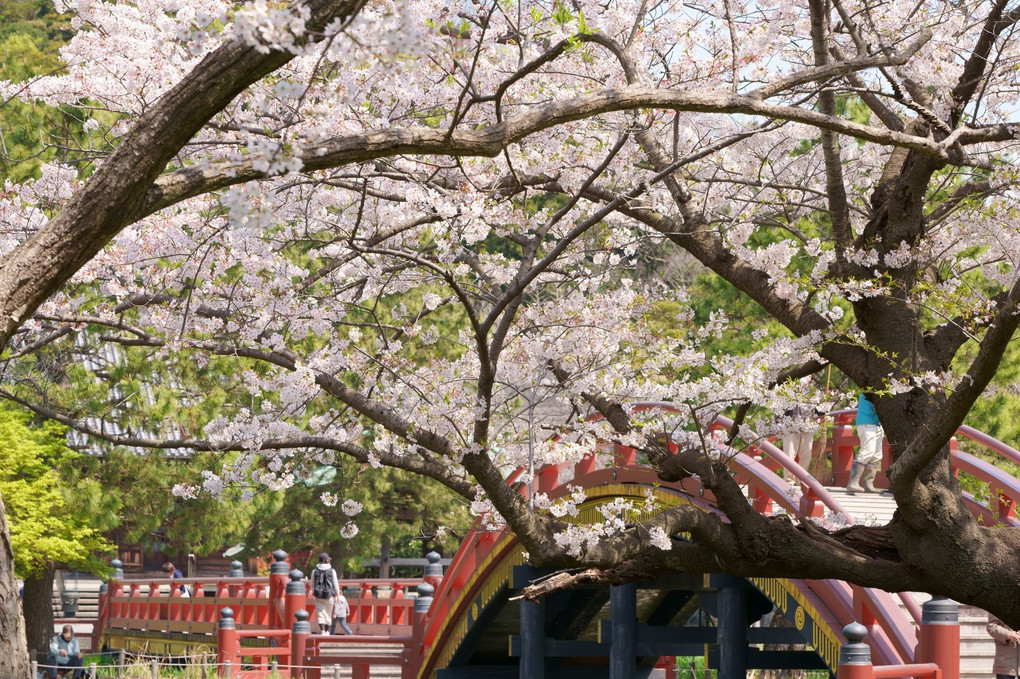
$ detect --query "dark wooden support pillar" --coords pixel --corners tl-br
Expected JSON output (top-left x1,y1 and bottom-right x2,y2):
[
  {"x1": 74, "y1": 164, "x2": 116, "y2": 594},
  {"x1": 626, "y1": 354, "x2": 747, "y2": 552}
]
[
  {"x1": 610, "y1": 583, "x2": 637, "y2": 679},
  {"x1": 717, "y1": 577, "x2": 749, "y2": 679},
  {"x1": 520, "y1": 597, "x2": 545, "y2": 679}
]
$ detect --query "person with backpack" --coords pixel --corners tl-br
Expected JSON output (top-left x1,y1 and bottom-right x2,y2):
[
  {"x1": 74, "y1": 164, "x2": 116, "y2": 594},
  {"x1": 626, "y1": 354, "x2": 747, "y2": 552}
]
[{"x1": 312, "y1": 552, "x2": 340, "y2": 634}]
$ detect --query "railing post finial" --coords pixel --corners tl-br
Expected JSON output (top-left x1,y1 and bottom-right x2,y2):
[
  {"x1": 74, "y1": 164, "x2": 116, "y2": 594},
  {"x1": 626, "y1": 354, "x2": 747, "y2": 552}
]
[
  {"x1": 270, "y1": 550, "x2": 290, "y2": 574},
  {"x1": 414, "y1": 582, "x2": 435, "y2": 614},
  {"x1": 218, "y1": 607, "x2": 236, "y2": 629},
  {"x1": 837, "y1": 621, "x2": 872, "y2": 679},
  {"x1": 287, "y1": 569, "x2": 305, "y2": 591}
]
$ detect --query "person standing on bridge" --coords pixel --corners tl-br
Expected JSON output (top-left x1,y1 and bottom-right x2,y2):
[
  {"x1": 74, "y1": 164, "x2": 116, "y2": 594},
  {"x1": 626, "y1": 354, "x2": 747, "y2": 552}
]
[
  {"x1": 847, "y1": 392, "x2": 883, "y2": 494},
  {"x1": 332, "y1": 591, "x2": 354, "y2": 635},
  {"x1": 782, "y1": 377, "x2": 820, "y2": 472},
  {"x1": 987, "y1": 613, "x2": 1020, "y2": 679},
  {"x1": 312, "y1": 552, "x2": 341, "y2": 635}
]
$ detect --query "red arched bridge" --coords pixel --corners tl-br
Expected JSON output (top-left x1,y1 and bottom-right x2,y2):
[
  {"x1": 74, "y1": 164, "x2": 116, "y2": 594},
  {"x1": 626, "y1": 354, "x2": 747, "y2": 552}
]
[{"x1": 89, "y1": 405, "x2": 1020, "y2": 679}]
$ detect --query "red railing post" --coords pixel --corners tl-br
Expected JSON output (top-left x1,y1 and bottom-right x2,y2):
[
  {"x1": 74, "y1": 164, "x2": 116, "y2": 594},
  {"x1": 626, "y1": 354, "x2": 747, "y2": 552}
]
[
  {"x1": 376, "y1": 584, "x2": 390, "y2": 626},
  {"x1": 832, "y1": 413, "x2": 857, "y2": 487},
  {"x1": 402, "y1": 582, "x2": 434, "y2": 679},
  {"x1": 192, "y1": 579, "x2": 211, "y2": 624},
  {"x1": 838, "y1": 622, "x2": 874, "y2": 679},
  {"x1": 852, "y1": 586, "x2": 878, "y2": 628},
  {"x1": 654, "y1": 656, "x2": 676, "y2": 679},
  {"x1": 241, "y1": 580, "x2": 259, "y2": 625},
  {"x1": 799, "y1": 485, "x2": 824, "y2": 518},
  {"x1": 392, "y1": 583, "x2": 406, "y2": 625},
  {"x1": 574, "y1": 450, "x2": 597, "y2": 477},
  {"x1": 93, "y1": 581, "x2": 109, "y2": 650},
  {"x1": 216, "y1": 608, "x2": 239, "y2": 678},
  {"x1": 291, "y1": 609, "x2": 311, "y2": 679},
  {"x1": 151, "y1": 579, "x2": 164, "y2": 622},
  {"x1": 423, "y1": 551, "x2": 444, "y2": 591},
  {"x1": 917, "y1": 597, "x2": 959, "y2": 679},
  {"x1": 269, "y1": 549, "x2": 290, "y2": 629},
  {"x1": 538, "y1": 464, "x2": 559, "y2": 493},
  {"x1": 284, "y1": 569, "x2": 307, "y2": 636},
  {"x1": 361, "y1": 583, "x2": 375, "y2": 624},
  {"x1": 614, "y1": 443, "x2": 636, "y2": 467},
  {"x1": 169, "y1": 584, "x2": 182, "y2": 622},
  {"x1": 128, "y1": 582, "x2": 140, "y2": 621}
]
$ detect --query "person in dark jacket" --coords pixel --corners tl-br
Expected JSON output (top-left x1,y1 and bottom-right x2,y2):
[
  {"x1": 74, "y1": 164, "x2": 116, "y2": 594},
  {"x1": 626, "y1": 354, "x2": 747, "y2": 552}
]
[{"x1": 162, "y1": 561, "x2": 189, "y2": 595}]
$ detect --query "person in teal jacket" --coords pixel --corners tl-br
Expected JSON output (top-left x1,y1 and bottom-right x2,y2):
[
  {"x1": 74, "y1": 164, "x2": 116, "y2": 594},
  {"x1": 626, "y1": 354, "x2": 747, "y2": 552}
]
[{"x1": 848, "y1": 392, "x2": 883, "y2": 493}]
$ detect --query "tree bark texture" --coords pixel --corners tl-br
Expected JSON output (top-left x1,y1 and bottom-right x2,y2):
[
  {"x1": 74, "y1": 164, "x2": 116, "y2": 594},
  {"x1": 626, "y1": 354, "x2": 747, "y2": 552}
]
[
  {"x1": 0, "y1": 492, "x2": 29, "y2": 678},
  {"x1": 22, "y1": 565, "x2": 55, "y2": 659}
]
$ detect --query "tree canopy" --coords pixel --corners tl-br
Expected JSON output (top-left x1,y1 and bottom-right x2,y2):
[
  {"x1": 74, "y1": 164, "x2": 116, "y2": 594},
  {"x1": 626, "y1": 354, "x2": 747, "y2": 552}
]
[
  {"x1": 2, "y1": 3, "x2": 1020, "y2": 670},
  {"x1": 0, "y1": 403, "x2": 111, "y2": 578}
]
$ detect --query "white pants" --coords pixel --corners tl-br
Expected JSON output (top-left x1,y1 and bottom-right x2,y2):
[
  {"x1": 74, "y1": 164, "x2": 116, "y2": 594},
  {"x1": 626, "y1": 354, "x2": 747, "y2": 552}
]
[
  {"x1": 314, "y1": 597, "x2": 333, "y2": 632},
  {"x1": 783, "y1": 431, "x2": 814, "y2": 470},
  {"x1": 856, "y1": 424, "x2": 884, "y2": 466}
]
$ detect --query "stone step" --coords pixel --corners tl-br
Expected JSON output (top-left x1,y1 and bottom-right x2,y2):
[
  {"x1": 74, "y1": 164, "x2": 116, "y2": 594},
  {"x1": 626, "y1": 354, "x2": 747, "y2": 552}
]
[
  {"x1": 318, "y1": 668, "x2": 402, "y2": 679},
  {"x1": 319, "y1": 643, "x2": 405, "y2": 657},
  {"x1": 317, "y1": 643, "x2": 404, "y2": 679}
]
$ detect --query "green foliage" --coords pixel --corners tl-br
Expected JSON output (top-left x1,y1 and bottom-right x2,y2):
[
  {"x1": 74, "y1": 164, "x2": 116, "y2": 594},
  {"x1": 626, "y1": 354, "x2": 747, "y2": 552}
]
[
  {"x1": 245, "y1": 459, "x2": 468, "y2": 574},
  {"x1": 953, "y1": 336, "x2": 1020, "y2": 446},
  {"x1": 0, "y1": 403, "x2": 112, "y2": 577},
  {"x1": 0, "y1": 2, "x2": 108, "y2": 184},
  {"x1": 692, "y1": 275, "x2": 782, "y2": 354},
  {"x1": 70, "y1": 449, "x2": 253, "y2": 558}
]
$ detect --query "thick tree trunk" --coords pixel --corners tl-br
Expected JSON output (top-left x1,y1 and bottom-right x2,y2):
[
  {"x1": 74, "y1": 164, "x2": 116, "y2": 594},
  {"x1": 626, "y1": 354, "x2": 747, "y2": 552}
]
[
  {"x1": 22, "y1": 565, "x2": 55, "y2": 660},
  {"x1": 0, "y1": 492, "x2": 29, "y2": 678}
]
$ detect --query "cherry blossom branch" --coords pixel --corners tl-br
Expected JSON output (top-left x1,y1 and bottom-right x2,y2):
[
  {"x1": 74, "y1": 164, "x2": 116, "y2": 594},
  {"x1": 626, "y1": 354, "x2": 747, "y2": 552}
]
[
  {"x1": 829, "y1": 44, "x2": 905, "y2": 131},
  {"x1": 0, "y1": 0, "x2": 366, "y2": 351},
  {"x1": 808, "y1": 0, "x2": 853, "y2": 251},
  {"x1": 950, "y1": 0, "x2": 1020, "y2": 127},
  {"x1": 0, "y1": 387, "x2": 476, "y2": 497},
  {"x1": 754, "y1": 28, "x2": 932, "y2": 100},
  {"x1": 518, "y1": 497, "x2": 932, "y2": 600},
  {"x1": 547, "y1": 360, "x2": 632, "y2": 435},
  {"x1": 136, "y1": 86, "x2": 1003, "y2": 226}
]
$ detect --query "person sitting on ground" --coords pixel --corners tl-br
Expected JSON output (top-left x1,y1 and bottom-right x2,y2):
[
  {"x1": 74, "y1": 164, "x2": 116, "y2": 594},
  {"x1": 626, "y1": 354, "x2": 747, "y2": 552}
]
[
  {"x1": 848, "y1": 392, "x2": 884, "y2": 494},
  {"x1": 331, "y1": 591, "x2": 354, "y2": 635},
  {"x1": 987, "y1": 613, "x2": 1020, "y2": 679},
  {"x1": 48, "y1": 624, "x2": 84, "y2": 678}
]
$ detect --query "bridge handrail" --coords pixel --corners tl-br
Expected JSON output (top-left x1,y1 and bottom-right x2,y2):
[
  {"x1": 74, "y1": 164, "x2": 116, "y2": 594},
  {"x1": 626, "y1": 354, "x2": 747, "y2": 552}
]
[
  {"x1": 103, "y1": 573, "x2": 422, "y2": 639},
  {"x1": 830, "y1": 410, "x2": 1020, "y2": 526},
  {"x1": 572, "y1": 402, "x2": 852, "y2": 522},
  {"x1": 711, "y1": 412, "x2": 852, "y2": 522},
  {"x1": 956, "y1": 425, "x2": 1020, "y2": 466},
  {"x1": 107, "y1": 575, "x2": 424, "y2": 588}
]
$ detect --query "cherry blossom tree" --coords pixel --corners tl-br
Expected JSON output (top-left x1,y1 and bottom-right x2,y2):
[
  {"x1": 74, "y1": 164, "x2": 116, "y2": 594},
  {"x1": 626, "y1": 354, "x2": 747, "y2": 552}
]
[{"x1": 3, "y1": 0, "x2": 1020, "y2": 665}]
